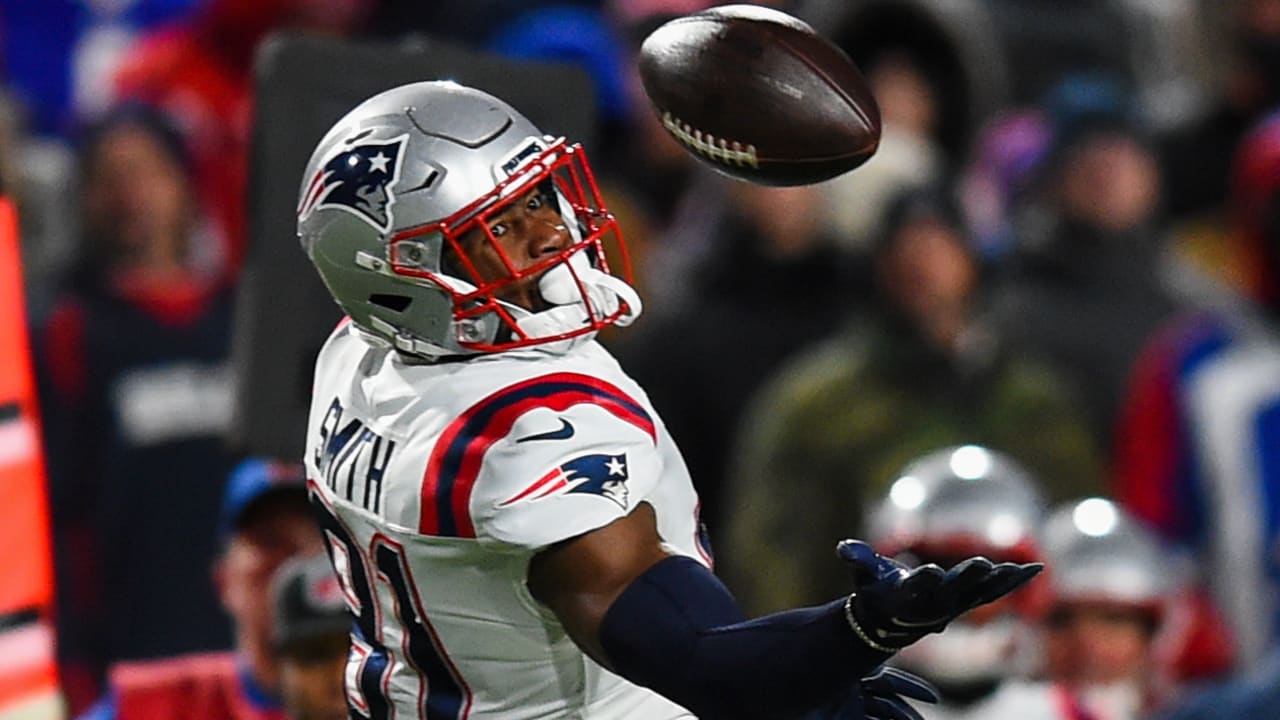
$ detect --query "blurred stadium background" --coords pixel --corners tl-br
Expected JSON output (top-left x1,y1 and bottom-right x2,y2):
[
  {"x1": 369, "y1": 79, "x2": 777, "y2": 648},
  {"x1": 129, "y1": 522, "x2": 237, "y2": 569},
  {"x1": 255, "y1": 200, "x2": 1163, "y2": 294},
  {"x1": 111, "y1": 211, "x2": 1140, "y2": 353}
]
[{"x1": 2, "y1": 0, "x2": 1280, "y2": 718}]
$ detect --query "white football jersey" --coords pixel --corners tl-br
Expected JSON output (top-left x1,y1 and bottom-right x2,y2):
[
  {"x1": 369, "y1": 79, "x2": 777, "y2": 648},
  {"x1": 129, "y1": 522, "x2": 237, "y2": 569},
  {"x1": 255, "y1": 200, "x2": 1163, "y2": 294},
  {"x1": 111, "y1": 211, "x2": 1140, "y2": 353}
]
[
  {"x1": 304, "y1": 322, "x2": 708, "y2": 719},
  {"x1": 956, "y1": 680, "x2": 1143, "y2": 720}
]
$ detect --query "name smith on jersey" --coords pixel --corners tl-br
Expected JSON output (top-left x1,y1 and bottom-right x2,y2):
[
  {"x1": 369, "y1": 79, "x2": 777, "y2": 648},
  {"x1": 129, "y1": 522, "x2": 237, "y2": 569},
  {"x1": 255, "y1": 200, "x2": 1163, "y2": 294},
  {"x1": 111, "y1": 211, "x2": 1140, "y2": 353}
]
[{"x1": 314, "y1": 396, "x2": 395, "y2": 514}]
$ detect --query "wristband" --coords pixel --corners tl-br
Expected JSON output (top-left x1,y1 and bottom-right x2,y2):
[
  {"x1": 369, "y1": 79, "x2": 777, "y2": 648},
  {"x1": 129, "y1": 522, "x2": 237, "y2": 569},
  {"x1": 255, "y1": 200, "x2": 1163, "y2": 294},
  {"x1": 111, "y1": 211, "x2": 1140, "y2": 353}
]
[{"x1": 844, "y1": 594, "x2": 899, "y2": 654}]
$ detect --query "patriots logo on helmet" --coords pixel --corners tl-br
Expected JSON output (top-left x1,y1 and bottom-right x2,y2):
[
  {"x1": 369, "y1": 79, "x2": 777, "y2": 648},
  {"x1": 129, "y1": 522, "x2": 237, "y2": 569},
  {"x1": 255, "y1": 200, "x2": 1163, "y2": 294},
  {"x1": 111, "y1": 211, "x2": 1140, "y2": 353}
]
[
  {"x1": 500, "y1": 452, "x2": 630, "y2": 509},
  {"x1": 298, "y1": 133, "x2": 409, "y2": 233}
]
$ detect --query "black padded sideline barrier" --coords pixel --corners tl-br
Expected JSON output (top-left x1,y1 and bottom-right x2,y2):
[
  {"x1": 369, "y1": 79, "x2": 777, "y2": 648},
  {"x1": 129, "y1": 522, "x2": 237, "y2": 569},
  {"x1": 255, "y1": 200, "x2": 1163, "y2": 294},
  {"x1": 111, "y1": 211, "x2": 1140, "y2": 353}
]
[{"x1": 231, "y1": 32, "x2": 596, "y2": 459}]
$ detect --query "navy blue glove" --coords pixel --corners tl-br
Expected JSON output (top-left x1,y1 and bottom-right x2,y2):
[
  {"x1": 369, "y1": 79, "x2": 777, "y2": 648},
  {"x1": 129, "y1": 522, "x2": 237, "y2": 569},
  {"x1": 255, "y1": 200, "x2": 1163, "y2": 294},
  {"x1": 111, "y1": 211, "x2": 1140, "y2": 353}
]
[
  {"x1": 808, "y1": 665, "x2": 940, "y2": 720},
  {"x1": 837, "y1": 540, "x2": 1043, "y2": 651}
]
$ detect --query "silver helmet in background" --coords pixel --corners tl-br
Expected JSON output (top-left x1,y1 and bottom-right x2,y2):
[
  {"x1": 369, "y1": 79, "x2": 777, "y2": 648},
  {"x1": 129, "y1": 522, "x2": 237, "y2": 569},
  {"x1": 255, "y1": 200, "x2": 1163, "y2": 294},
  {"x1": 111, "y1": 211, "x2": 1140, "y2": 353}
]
[
  {"x1": 868, "y1": 444, "x2": 1047, "y2": 565},
  {"x1": 297, "y1": 81, "x2": 639, "y2": 359},
  {"x1": 1041, "y1": 497, "x2": 1181, "y2": 610},
  {"x1": 867, "y1": 445, "x2": 1050, "y2": 697},
  {"x1": 1039, "y1": 498, "x2": 1192, "y2": 715}
]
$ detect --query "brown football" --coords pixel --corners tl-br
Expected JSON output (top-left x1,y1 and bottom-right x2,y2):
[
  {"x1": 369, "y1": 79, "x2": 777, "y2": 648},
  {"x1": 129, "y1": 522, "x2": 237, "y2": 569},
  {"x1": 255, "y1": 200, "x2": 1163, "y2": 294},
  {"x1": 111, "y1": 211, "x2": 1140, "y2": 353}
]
[{"x1": 638, "y1": 4, "x2": 881, "y2": 186}]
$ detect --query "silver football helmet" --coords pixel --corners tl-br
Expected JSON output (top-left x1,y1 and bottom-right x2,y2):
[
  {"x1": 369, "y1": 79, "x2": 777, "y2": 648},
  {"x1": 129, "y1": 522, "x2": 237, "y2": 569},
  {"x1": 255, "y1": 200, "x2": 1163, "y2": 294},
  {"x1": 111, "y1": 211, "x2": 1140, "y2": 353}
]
[
  {"x1": 868, "y1": 445, "x2": 1050, "y2": 690},
  {"x1": 867, "y1": 445, "x2": 1048, "y2": 565},
  {"x1": 1041, "y1": 498, "x2": 1179, "y2": 608},
  {"x1": 297, "y1": 81, "x2": 639, "y2": 358}
]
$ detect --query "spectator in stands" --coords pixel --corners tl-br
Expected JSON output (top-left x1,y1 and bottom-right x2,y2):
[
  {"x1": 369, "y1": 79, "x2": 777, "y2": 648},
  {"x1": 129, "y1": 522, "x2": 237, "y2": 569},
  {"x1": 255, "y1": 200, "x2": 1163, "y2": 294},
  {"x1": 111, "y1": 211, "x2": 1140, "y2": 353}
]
[
  {"x1": 112, "y1": 0, "x2": 371, "y2": 274},
  {"x1": 967, "y1": 499, "x2": 1190, "y2": 720},
  {"x1": 991, "y1": 73, "x2": 1193, "y2": 452},
  {"x1": 1152, "y1": 0, "x2": 1280, "y2": 296},
  {"x1": 78, "y1": 458, "x2": 321, "y2": 720},
  {"x1": 0, "y1": 0, "x2": 201, "y2": 137},
  {"x1": 39, "y1": 104, "x2": 240, "y2": 711},
  {"x1": 957, "y1": 110, "x2": 1052, "y2": 259},
  {"x1": 814, "y1": 0, "x2": 969, "y2": 250},
  {"x1": 720, "y1": 185, "x2": 1102, "y2": 616},
  {"x1": 976, "y1": 0, "x2": 1137, "y2": 106},
  {"x1": 269, "y1": 554, "x2": 349, "y2": 720},
  {"x1": 1113, "y1": 110, "x2": 1280, "y2": 671},
  {"x1": 1160, "y1": 0, "x2": 1280, "y2": 225}
]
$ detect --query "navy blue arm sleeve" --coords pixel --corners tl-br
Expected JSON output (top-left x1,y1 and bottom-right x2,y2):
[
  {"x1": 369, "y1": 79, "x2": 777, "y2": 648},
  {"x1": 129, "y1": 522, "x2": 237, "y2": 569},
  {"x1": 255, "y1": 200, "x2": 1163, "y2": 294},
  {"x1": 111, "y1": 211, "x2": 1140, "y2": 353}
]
[{"x1": 598, "y1": 555, "x2": 892, "y2": 720}]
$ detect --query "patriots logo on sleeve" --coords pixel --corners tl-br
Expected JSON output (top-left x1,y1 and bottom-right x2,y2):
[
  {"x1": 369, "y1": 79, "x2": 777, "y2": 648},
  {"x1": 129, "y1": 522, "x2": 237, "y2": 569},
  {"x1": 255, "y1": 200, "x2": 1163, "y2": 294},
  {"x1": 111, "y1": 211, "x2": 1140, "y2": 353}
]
[
  {"x1": 500, "y1": 453, "x2": 630, "y2": 509},
  {"x1": 298, "y1": 133, "x2": 409, "y2": 232}
]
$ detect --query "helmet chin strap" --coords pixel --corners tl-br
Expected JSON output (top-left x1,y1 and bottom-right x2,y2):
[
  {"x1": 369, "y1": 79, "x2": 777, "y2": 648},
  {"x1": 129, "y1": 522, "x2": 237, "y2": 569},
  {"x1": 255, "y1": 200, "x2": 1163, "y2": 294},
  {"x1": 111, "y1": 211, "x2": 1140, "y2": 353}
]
[{"x1": 515, "y1": 253, "x2": 643, "y2": 346}]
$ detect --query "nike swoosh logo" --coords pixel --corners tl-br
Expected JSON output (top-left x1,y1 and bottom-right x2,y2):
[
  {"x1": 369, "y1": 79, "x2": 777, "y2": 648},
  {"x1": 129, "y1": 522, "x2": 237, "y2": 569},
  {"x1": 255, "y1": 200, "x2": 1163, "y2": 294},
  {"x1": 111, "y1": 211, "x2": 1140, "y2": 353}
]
[{"x1": 515, "y1": 418, "x2": 576, "y2": 443}]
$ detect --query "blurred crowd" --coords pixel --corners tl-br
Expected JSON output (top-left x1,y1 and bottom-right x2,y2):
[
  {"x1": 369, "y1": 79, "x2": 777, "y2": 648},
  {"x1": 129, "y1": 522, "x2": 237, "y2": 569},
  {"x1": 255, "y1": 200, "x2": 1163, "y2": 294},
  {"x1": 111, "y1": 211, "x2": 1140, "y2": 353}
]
[{"x1": 4, "y1": 0, "x2": 1280, "y2": 718}]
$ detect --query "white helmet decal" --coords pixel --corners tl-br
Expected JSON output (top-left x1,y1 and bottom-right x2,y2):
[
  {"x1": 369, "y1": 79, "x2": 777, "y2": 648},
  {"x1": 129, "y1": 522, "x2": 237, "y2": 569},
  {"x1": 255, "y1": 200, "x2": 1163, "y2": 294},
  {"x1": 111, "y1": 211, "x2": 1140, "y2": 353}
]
[{"x1": 298, "y1": 132, "x2": 410, "y2": 233}]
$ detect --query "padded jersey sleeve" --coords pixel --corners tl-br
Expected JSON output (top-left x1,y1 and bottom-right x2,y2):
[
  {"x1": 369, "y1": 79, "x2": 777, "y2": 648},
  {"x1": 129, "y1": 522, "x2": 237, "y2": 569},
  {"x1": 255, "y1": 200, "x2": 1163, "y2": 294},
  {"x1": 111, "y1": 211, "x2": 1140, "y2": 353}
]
[
  {"x1": 412, "y1": 368, "x2": 665, "y2": 550},
  {"x1": 468, "y1": 399, "x2": 662, "y2": 550}
]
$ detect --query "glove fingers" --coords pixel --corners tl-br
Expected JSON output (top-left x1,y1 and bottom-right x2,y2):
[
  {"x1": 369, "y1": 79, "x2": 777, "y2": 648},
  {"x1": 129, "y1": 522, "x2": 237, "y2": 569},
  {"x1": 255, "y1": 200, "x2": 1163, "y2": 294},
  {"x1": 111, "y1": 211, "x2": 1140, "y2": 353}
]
[
  {"x1": 895, "y1": 565, "x2": 949, "y2": 625},
  {"x1": 901, "y1": 561, "x2": 952, "y2": 599},
  {"x1": 869, "y1": 666, "x2": 940, "y2": 704},
  {"x1": 943, "y1": 556, "x2": 996, "y2": 597},
  {"x1": 860, "y1": 666, "x2": 937, "y2": 720},
  {"x1": 838, "y1": 540, "x2": 906, "y2": 587},
  {"x1": 969, "y1": 562, "x2": 1043, "y2": 607},
  {"x1": 864, "y1": 695, "x2": 927, "y2": 720}
]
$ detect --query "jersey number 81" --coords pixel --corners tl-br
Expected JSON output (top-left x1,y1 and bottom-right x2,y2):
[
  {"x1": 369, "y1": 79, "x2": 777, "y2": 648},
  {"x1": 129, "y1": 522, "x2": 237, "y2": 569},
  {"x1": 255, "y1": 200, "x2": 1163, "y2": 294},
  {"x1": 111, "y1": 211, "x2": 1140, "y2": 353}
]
[{"x1": 310, "y1": 483, "x2": 473, "y2": 720}]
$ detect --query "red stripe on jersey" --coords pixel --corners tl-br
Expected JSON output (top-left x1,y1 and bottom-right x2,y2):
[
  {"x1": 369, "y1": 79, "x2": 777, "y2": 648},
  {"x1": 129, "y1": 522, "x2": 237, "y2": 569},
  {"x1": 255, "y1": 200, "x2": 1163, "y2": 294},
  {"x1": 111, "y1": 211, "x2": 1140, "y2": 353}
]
[
  {"x1": 419, "y1": 373, "x2": 655, "y2": 537},
  {"x1": 499, "y1": 467, "x2": 567, "y2": 507}
]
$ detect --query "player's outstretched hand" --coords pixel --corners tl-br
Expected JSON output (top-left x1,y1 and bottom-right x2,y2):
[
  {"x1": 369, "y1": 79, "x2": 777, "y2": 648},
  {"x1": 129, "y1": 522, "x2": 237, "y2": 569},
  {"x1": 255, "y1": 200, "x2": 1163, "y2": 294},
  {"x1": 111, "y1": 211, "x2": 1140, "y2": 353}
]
[
  {"x1": 837, "y1": 539, "x2": 1042, "y2": 652},
  {"x1": 807, "y1": 665, "x2": 939, "y2": 720}
]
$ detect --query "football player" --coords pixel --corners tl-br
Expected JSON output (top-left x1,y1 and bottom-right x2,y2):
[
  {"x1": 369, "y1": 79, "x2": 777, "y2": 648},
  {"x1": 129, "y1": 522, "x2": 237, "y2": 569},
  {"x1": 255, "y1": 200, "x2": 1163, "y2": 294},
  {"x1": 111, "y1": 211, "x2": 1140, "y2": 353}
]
[
  {"x1": 966, "y1": 498, "x2": 1183, "y2": 720},
  {"x1": 296, "y1": 80, "x2": 1041, "y2": 720},
  {"x1": 865, "y1": 446, "x2": 1050, "y2": 718}
]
